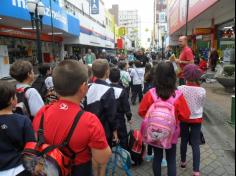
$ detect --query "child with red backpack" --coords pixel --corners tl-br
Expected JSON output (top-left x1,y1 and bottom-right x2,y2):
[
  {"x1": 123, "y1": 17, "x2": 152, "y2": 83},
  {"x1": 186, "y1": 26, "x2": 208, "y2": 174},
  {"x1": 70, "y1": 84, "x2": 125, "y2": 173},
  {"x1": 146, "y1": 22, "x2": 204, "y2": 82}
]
[
  {"x1": 178, "y1": 64, "x2": 206, "y2": 176},
  {"x1": 139, "y1": 62, "x2": 191, "y2": 176},
  {"x1": 10, "y1": 60, "x2": 44, "y2": 121}
]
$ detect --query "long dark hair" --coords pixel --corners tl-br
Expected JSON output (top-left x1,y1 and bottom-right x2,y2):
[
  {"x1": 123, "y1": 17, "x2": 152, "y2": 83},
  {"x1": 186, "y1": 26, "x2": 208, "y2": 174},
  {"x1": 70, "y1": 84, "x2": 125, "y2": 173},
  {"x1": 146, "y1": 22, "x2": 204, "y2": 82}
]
[{"x1": 153, "y1": 62, "x2": 177, "y2": 100}]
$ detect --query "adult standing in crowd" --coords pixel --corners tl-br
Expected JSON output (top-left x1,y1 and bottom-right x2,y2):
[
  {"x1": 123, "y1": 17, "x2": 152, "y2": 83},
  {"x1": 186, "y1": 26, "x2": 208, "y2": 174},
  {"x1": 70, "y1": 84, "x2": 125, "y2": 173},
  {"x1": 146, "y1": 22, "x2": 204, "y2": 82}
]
[
  {"x1": 85, "y1": 49, "x2": 96, "y2": 66},
  {"x1": 209, "y1": 48, "x2": 219, "y2": 72},
  {"x1": 175, "y1": 36, "x2": 194, "y2": 85},
  {"x1": 134, "y1": 49, "x2": 149, "y2": 67}
]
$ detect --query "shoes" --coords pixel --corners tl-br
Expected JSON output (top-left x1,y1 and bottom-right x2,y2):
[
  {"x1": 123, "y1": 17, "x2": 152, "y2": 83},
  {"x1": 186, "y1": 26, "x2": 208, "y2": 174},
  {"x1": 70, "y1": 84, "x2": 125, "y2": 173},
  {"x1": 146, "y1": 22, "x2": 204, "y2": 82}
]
[
  {"x1": 193, "y1": 172, "x2": 200, "y2": 176},
  {"x1": 161, "y1": 159, "x2": 167, "y2": 167},
  {"x1": 144, "y1": 155, "x2": 154, "y2": 162},
  {"x1": 180, "y1": 161, "x2": 187, "y2": 168}
]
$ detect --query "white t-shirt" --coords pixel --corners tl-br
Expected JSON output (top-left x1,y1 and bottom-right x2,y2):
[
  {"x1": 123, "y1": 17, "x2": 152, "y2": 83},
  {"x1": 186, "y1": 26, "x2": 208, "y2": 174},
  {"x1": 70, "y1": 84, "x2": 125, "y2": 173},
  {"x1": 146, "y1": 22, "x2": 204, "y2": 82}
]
[
  {"x1": 178, "y1": 85, "x2": 206, "y2": 119},
  {"x1": 45, "y1": 76, "x2": 54, "y2": 90},
  {"x1": 16, "y1": 83, "x2": 44, "y2": 117},
  {"x1": 130, "y1": 67, "x2": 145, "y2": 85}
]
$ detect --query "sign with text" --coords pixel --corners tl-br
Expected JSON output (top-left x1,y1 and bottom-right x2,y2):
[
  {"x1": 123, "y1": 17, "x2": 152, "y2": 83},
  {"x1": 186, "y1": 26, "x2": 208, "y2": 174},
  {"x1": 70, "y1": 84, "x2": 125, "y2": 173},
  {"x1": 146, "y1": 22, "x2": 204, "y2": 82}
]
[
  {"x1": 193, "y1": 28, "x2": 212, "y2": 35},
  {"x1": 91, "y1": 0, "x2": 99, "y2": 14}
]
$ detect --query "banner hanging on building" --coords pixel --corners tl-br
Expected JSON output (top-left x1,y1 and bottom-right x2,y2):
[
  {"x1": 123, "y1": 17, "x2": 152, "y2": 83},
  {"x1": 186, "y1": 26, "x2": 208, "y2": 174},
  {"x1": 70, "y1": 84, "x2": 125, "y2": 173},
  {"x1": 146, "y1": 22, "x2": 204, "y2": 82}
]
[{"x1": 91, "y1": 0, "x2": 99, "y2": 14}]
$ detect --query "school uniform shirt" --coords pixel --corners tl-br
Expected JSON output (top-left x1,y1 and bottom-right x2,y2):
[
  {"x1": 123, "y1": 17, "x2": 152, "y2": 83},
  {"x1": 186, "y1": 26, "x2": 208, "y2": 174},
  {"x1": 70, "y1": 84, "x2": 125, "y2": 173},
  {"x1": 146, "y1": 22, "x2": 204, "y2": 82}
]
[
  {"x1": 84, "y1": 79, "x2": 117, "y2": 140},
  {"x1": 33, "y1": 99, "x2": 108, "y2": 166},
  {"x1": 16, "y1": 83, "x2": 44, "y2": 117},
  {"x1": 110, "y1": 84, "x2": 132, "y2": 123},
  {"x1": 0, "y1": 114, "x2": 35, "y2": 172},
  {"x1": 178, "y1": 83, "x2": 206, "y2": 124},
  {"x1": 130, "y1": 67, "x2": 145, "y2": 85}
]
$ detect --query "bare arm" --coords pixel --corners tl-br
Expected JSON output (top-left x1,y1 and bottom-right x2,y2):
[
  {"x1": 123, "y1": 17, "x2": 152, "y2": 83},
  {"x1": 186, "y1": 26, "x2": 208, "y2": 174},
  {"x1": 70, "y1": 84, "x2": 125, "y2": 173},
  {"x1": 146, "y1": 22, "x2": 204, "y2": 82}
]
[{"x1": 92, "y1": 147, "x2": 112, "y2": 164}]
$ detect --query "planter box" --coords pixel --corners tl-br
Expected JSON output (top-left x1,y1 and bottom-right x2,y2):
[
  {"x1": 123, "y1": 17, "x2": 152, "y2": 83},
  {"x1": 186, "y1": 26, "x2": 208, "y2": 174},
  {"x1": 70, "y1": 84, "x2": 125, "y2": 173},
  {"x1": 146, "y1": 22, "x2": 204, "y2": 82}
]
[{"x1": 216, "y1": 77, "x2": 235, "y2": 92}]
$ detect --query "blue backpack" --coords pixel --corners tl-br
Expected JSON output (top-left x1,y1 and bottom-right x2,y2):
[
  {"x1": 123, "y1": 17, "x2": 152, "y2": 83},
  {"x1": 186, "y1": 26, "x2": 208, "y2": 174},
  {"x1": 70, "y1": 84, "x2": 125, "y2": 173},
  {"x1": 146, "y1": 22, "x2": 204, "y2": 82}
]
[{"x1": 106, "y1": 145, "x2": 132, "y2": 176}]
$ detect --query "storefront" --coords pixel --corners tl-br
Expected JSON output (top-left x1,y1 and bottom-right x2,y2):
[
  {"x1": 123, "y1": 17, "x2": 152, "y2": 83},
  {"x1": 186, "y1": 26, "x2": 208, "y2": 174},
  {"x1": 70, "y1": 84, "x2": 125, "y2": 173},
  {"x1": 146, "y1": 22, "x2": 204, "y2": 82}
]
[
  {"x1": 0, "y1": 25, "x2": 63, "y2": 64},
  {"x1": 0, "y1": 0, "x2": 81, "y2": 61},
  {"x1": 216, "y1": 19, "x2": 235, "y2": 63}
]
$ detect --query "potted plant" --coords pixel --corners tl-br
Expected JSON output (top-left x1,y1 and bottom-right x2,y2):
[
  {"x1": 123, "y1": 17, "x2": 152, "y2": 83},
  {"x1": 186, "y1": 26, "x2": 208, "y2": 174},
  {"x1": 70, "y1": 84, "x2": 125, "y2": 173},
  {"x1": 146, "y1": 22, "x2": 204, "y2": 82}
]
[{"x1": 216, "y1": 65, "x2": 235, "y2": 92}]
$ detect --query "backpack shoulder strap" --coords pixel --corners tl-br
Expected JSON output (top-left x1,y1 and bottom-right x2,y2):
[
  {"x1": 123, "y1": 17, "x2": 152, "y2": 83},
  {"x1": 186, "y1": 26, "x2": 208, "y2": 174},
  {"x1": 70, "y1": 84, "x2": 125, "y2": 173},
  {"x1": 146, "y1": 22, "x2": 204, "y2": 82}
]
[
  {"x1": 149, "y1": 88, "x2": 158, "y2": 102},
  {"x1": 23, "y1": 87, "x2": 33, "y2": 119},
  {"x1": 37, "y1": 114, "x2": 45, "y2": 146},
  {"x1": 63, "y1": 111, "x2": 84, "y2": 147},
  {"x1": 168, "y1": 90, "x2": 183, "y2": 105}
]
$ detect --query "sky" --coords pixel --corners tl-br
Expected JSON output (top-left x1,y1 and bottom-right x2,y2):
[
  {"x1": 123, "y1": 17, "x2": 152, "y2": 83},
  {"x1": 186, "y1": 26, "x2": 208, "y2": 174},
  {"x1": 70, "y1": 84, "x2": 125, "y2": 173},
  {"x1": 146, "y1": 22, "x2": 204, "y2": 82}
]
[{"x1": 103, "y1": 0, "x2": 154, "y2": 48}]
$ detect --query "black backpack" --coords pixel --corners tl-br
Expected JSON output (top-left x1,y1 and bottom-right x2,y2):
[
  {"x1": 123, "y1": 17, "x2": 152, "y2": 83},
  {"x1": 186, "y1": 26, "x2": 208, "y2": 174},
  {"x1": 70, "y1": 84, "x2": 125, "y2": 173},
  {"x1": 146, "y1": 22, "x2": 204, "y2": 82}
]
[
  {"x1": 32, "y1": 75, "x2": 47, "y2": 100},
  {"x1": 128, "y1": 130, "x2": 145, "y2": 166},
  {"x1": 15, "y1": 87, "x2": 33, "y2": 120}
]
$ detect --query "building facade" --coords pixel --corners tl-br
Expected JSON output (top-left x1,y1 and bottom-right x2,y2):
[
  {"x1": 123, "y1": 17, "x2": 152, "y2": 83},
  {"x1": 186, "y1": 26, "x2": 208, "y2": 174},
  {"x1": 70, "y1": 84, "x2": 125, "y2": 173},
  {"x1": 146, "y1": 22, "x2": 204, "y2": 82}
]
[
  {"x1": 0, "y1": 0, "x2": 115, "y2": 65},
  {"x1": 154, "y1": 0, "x2": 168, "y2": 49},
  {"x1": 119, "y1": 10, "x2": 141, "y2": 48},
  {"x1": 167, "y1": 0, "x2": 235, "y2": 62}
]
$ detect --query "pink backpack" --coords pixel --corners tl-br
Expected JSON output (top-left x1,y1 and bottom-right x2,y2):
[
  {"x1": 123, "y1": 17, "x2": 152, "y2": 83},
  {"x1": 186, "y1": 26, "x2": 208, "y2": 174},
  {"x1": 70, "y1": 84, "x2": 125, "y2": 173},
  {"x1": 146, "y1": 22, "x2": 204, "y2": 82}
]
[{"x1": 140, "y1": 88, "x2": 182, "y2": 149}]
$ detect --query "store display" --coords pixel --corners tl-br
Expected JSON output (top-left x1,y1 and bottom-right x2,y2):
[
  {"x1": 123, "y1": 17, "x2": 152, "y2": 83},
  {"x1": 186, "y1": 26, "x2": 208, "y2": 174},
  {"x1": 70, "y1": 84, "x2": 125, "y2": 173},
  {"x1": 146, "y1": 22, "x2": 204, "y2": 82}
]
[{"x1": 0, "y1": 45, "x2": 10, "y2": 79}]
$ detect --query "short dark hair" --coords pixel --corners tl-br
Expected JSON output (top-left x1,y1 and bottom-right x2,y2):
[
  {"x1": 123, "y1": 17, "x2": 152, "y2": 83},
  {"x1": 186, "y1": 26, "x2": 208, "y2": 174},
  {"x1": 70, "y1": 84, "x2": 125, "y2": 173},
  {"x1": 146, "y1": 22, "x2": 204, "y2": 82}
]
[
  {"x1": 53, "y1": 60, "x2": 88, "y2": 96},
  {"x1": 109, "y1": 68, "x2": 120, "y2": 83},
  {"x1": 118, "y1": 61, "x2": 127, "y2": 70},
  {"x1": 10, "y1": 60, "x2": 33, "y2": 82},
  {"x1": 38, "y1": 64, "x2": 51, "y2": 77},
  {"x1": 154, "y1": 62, "x2": 177, "y2": 100},
  {"x1": 129, "y1": 61, "x2": 134, "y2": 67},
  {"x1": 92, "y1": 59, "x2": 109, "y2": 78},
  {"x1": 134, "y1": 60, "x2": 142, "y2": 68},
  {"x1": 0, "y1": 81, "x2": 16, "y2": 110}
]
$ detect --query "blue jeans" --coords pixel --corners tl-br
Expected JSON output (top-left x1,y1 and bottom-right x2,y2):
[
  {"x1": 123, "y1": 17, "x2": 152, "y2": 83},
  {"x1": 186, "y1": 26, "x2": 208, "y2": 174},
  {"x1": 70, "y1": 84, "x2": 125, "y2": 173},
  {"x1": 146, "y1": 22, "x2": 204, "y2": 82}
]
[
  {"x1": 180, "y1": 122, "x2": 201, "y2": 172},
  {"x1": 153, "y1": 145, "x2": 177, "y2": 176}
]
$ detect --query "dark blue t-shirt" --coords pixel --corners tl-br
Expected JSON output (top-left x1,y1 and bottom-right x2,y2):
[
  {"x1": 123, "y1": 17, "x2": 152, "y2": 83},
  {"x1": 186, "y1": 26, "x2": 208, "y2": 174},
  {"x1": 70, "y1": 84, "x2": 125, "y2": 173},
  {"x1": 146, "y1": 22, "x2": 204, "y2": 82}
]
[{"x1": 0, "y1": 114, "x2": 35, "y2": 171}]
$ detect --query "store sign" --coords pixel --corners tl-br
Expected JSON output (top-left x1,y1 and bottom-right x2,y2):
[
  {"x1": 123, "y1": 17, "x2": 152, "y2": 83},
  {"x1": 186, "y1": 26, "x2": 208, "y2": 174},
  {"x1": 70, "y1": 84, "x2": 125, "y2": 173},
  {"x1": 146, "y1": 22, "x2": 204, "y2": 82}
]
[
  {"x1": 0, "y1": 0, "x2": 80, "y2": 36},
  {"x1": 168, "y1": 0, "x2": 219, "y2": 34},
  {"x1": 193, "y1": 28, "x2": 212, "y2": 35},
  {"x1": 91, "y1": 0, "x2": 99, "y2": 14}
]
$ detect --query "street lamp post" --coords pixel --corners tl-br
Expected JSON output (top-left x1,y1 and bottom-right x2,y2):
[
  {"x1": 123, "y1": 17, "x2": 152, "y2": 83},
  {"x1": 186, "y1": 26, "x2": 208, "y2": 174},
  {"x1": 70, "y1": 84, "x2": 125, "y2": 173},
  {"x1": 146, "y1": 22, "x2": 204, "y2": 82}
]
[
  {"x1": 161, "y1": 35, "x2": 164, "y2": 60},
  {"x1": 27, "y1": 0, "x2": 45, "y2": 64},
  {"x1": 185, "y1": 0, "x2": 190, "y2": 36}
]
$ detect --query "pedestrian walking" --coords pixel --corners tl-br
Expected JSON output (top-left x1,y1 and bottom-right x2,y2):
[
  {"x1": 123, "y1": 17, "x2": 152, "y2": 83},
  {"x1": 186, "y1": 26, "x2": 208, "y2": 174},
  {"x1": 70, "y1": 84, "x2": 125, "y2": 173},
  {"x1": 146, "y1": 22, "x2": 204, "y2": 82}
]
[
  {"x1": 33, "y1": 60, "x2": 112, "y2": 176},
  {"x1": 85, "y1": 49, "x2": 96, "y2": 66},
  {"x1": 31, "y1": 63, "x2": 52, "y2": 101},
  {"x1": 109, "y1": 68, "x2": 132, "y2": 150},
  {"x1": 209, "y1": 48, "x2": 219, "y2": 72},
  {"x1": 175, "y1": 36, "x2": 194, "y2": 86},
  {"x1": 118, "y1": 61, "x2": 131, "y2": 96},
  {"x1": 130, "y1": 60, "x2": 145, "y2": 105},
  {"x1": 0, "y1": 81, "x2": 35, "y2": 176},
  {"x1": 138, "y1": 62, "x2": 191, "y2": 176},
  {"x1": 178, "y1": 64, "x2": 206, "y2": 176},
  {"x1": 10, "y1": 60, "x2": 44, "y2": 120}
]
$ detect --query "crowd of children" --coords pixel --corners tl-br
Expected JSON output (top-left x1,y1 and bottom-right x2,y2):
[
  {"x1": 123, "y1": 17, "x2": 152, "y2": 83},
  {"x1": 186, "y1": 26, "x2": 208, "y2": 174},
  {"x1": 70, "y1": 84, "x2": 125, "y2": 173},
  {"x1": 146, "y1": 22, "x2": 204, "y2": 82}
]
[{"x1": 0, "y1": 55, "x2": 206, "y2": 176}]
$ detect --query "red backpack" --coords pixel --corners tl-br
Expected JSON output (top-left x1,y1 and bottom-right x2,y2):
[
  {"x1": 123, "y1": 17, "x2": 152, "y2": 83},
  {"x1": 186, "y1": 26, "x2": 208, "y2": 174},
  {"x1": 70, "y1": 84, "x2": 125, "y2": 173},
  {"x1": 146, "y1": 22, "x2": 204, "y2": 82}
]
[
  {"x1": 22, "y1": 111, "x2": 84, "y2": 176},
  {"x1": 128, "y1": 129, "x2": 145, "y2": 166}
]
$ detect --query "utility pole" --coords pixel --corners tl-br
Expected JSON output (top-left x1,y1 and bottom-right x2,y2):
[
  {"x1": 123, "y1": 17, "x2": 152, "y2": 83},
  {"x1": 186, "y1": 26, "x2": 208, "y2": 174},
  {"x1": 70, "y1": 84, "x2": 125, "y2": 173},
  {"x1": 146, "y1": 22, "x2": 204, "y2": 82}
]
[
  {"x1": 153, "y1": 0, "x2": 156, "y2": 48},
  {"x1": 185, "y1": 0, "x2": 189, "y2": 36},
  {"x1": 49, "y1": 0, "x2": 55, "y2": 62}
]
